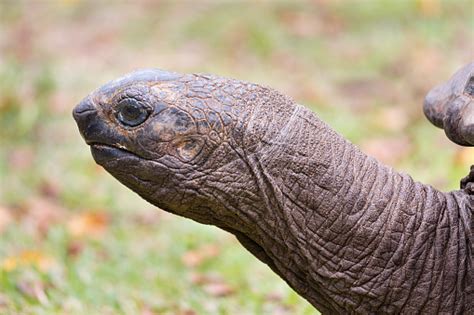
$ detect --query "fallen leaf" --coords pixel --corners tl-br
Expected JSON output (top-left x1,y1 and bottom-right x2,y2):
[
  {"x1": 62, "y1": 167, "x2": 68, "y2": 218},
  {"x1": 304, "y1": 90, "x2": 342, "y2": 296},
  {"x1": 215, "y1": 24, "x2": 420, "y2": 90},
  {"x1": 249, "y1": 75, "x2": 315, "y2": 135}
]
[
  {"x1": 190, "y1": 272, "x2": 235, "y2": 297},
  {"x1": 66, "y1": 240, "x2": 84, "y2": 258},
  {"x1": 202, "y1": 282, "x2": 235, "y2": 297},
  {"x1": 67, "y1": 211, "x2": 109, "y2": 238},
  {"x1": 182, "y1": 244, "x2": 220, "y2": 267},
  {"x1": 1, "y1": 250, "x2": 56, "y2": 272}
]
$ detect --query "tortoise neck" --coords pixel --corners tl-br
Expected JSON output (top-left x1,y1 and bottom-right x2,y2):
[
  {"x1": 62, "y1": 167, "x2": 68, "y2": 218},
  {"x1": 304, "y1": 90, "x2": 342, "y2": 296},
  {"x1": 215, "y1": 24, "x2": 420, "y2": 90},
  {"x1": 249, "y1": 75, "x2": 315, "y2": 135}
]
[{"x1": 245, "y1": 104, "x2": 465, "y2": 313}]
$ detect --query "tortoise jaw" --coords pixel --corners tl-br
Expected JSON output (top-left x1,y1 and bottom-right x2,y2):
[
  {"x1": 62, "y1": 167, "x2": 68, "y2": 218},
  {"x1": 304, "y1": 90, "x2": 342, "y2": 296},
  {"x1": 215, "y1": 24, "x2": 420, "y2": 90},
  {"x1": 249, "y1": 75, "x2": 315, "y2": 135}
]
[
  {"x1": 87, "y1": 141, "x2": 139, "y2": 158},
  {"x1": 90, "y1": 142, "x2": 141, "y2": 167}
]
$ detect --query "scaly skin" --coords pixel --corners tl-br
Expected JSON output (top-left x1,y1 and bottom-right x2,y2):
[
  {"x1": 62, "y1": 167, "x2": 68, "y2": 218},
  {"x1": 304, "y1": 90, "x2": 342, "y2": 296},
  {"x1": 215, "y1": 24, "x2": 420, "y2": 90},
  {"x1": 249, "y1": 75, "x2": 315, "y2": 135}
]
[{"x1": 73, "y1": 68, "x2": 473, "y2": 314}]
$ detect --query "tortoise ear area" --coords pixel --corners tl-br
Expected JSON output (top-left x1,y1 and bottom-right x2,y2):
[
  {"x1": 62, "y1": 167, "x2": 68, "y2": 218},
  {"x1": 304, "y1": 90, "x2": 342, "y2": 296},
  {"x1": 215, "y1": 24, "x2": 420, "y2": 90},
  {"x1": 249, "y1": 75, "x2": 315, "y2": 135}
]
[
  {"x1": 173, "y1": 137, "x2": 205, "y2": 162},
  {"x1": 152, "y1": 107, "x2": 196, "y2": 141}
]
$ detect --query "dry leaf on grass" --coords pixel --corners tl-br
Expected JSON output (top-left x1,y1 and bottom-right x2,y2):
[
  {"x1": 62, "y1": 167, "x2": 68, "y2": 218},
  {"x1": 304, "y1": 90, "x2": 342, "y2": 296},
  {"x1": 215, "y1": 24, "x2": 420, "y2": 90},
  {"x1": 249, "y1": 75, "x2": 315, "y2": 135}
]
[
  {"x1": 190, "y1": 272, "x2": 235, "y2": 297},
  {"x1": 66, "y1": 240, "x2": 84, "y2": 258},
  {"x1": 1, "y1": 250, "x2": 56, "y2": 272},
  {"x1": 67, "y1": 211, "x2": 109, "y2": 238},
  {"x1": 202, "y1": 282, "x2": 235, "y2": 297},
  {"x1": 182, "y1": 244, "x2": 220, "y2": 268}
]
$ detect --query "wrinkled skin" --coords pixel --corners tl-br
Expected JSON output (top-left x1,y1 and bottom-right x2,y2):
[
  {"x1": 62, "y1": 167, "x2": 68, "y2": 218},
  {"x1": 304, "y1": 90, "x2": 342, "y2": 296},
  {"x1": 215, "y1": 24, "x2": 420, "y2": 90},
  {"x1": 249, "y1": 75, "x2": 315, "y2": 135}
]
[{"x1": 73, "y1": 66, "x2": 473, "y2": 314}]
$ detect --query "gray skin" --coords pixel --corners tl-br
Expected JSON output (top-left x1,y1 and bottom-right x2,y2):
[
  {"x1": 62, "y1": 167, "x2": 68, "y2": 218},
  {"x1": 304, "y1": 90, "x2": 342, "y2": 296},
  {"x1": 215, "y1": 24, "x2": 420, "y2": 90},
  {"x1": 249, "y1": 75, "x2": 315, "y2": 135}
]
[
  {"x1": 424, "y1": 62, "x2": 473, "y2": 147},
  {"x1": 73, "y1": 66, "x2": 473, "y2": 314}
]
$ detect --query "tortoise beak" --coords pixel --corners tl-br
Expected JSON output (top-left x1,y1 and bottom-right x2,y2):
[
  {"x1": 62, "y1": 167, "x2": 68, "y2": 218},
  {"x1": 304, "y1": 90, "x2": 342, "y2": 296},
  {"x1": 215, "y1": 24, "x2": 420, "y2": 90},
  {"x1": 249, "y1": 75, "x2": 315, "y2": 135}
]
[
  {"x1": 72, "y1": 97, "x2": 101, "y2": 142},
  {"x1": 73, "y1": 97, "x2": 95, "y2": 121}
]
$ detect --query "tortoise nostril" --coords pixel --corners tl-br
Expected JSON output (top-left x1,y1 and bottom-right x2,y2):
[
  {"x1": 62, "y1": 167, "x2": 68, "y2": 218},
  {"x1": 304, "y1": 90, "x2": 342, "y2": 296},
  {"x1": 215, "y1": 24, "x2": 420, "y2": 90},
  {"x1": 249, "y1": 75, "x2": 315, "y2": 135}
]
[{"x1": 73, "y1": 99, "x2": 96, "y2": 121}]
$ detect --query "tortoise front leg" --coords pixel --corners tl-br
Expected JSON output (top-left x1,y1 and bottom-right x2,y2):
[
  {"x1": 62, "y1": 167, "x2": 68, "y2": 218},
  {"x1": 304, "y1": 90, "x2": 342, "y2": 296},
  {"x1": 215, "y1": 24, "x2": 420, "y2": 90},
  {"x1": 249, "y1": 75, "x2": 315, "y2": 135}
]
[{"x1": 423, "y1": 62, "x2": 473, "y2": 146}]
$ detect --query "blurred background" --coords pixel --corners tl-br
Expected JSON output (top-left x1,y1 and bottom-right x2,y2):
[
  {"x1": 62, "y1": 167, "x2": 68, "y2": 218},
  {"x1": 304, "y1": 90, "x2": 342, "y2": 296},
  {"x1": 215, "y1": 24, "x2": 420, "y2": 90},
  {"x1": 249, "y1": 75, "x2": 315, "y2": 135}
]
[{"x1": 0, "y1": 1, "x2": 472, "y2": 314}]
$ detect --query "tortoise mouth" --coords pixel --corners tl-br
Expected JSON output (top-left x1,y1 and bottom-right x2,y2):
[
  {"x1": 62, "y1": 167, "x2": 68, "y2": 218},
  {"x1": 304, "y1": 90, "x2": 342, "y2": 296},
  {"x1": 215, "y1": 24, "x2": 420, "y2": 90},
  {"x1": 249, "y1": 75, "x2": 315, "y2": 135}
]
[{"x1": 87, "y1": 142, "x2": 142, "y2": 164}]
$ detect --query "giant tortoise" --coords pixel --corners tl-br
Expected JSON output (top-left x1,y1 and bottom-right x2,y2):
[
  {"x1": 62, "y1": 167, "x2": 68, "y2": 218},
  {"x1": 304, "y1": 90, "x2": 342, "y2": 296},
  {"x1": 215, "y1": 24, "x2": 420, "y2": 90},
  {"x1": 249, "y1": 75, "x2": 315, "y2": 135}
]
[{"x1": 73, "y1": 63, "x2": 473, "y2": 314}]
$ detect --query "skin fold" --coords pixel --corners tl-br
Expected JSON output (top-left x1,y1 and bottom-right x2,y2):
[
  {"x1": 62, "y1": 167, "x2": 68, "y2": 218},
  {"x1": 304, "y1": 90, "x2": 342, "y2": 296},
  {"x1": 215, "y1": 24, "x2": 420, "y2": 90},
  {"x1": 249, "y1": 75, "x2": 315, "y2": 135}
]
[{"x1": 73, "y1": 66, "x2": 473, "y2": 314}]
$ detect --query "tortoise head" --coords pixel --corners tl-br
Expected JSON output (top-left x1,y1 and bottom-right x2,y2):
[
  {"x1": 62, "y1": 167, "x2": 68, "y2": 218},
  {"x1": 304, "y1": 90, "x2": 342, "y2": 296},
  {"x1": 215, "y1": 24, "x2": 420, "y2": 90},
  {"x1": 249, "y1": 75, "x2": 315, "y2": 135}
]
[
  {"x1": 423, "y1": 62, "x2": 474, "y2": 146},
  {"x1": 73, "y1": 70, "x2": 210, "y2": 164},
  {"x1": 72, "y1": 69, "x2": 263, "y2": 225}
]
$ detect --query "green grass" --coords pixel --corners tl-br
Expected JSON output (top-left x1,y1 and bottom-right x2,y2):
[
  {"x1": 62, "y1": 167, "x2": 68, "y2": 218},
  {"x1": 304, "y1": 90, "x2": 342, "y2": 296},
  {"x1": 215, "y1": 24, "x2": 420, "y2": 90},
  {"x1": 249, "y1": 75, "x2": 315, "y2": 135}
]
[{"x1": 0, "y1": 1, "x2": 472, "y2": 314}]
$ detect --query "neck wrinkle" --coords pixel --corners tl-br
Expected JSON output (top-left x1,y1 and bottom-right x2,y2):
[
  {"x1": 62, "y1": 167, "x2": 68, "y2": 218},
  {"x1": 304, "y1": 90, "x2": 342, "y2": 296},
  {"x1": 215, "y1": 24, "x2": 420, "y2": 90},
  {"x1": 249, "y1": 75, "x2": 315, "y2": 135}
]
[
  {"x1": 250, "y1": 103, "x2": 470, "y2": 312},
  {"x1": 238, "y1": 96, "x2": 471, "y2": 312}
]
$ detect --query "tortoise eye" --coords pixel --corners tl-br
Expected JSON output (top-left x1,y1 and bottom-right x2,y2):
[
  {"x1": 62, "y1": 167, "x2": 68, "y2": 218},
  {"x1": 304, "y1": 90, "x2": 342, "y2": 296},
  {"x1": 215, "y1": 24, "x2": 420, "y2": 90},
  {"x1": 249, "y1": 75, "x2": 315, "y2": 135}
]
[{"x1": 116, "y1": 98, "x2": 150, "y2": 127}]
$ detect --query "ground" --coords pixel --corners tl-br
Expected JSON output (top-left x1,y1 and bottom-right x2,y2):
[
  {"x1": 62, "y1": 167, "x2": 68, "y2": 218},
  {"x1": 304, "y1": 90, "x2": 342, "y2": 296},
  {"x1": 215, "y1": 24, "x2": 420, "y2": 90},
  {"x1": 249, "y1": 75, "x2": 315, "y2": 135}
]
[{"x1": 0, "y1": 1, "x2": 472, "y2": 314}]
